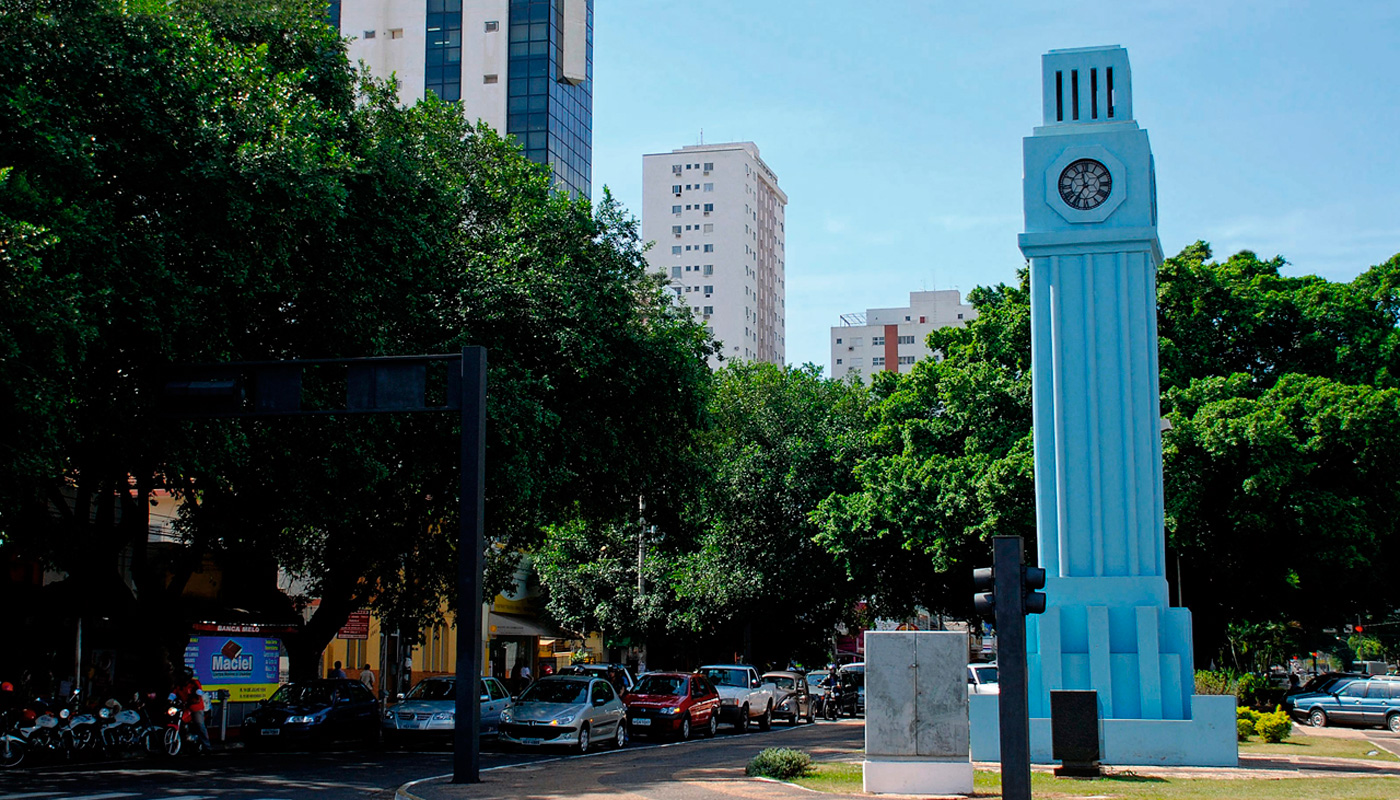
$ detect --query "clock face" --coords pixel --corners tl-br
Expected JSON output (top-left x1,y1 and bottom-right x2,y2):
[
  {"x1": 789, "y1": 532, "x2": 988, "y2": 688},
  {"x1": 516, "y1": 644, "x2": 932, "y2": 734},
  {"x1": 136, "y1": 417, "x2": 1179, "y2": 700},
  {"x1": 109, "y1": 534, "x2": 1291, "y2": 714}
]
[{"x1": 1058, "y1": 159, "x2": 1112, "y2": 210}]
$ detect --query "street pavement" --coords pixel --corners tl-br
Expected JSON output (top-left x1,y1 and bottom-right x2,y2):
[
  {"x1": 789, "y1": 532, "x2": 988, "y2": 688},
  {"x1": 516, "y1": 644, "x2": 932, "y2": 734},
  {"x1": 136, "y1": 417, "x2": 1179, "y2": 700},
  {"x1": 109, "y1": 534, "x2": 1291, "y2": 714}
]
[
  {"x1": 0, "y1": 717, "x2": 855, "y2": 800},
  {"x1": 401, "y1": 717, "x2": 865, "y2": 800}
]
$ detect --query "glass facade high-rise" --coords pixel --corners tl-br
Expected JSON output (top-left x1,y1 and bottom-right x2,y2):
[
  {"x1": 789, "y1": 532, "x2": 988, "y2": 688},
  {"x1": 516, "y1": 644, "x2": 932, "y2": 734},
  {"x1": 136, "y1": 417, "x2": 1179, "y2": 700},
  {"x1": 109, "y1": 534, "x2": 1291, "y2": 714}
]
[
  {"x1": 336, "y1": 0, "x2": 593, "y2": 199},
  {"x1": 504, "y1": 0, "x2": 592, "y2": 197}
]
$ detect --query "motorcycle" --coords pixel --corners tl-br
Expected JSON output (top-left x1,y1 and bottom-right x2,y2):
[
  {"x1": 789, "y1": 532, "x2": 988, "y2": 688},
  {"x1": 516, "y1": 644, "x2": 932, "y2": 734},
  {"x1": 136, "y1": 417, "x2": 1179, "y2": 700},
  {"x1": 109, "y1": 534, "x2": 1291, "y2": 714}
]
[
  {"x1": 0, "y1": 710, "x2": 27, "y2": 770},
  {"x1": 59, "y1": 694, "x2": 101, "y2": 755},
  {"x1": 99, "y1": 696, "x2": 160, "y2": 753},
  {"x1": 161, "y1": 694, "x2": 207, "y2": 756}
]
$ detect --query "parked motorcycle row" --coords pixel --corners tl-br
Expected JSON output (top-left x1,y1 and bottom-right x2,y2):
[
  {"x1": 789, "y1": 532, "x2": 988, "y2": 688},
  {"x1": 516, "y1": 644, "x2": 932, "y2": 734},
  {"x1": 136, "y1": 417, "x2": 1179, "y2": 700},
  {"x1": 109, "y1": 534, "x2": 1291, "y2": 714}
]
[{"x1": 0, "y1": 686, "x2": 207, "y2": 770}]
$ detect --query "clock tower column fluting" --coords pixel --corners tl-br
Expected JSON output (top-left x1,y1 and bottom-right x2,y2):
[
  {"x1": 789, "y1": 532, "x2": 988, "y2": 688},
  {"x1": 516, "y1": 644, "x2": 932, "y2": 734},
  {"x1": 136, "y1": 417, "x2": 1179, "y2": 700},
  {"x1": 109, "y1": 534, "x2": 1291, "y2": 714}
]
[{"x1": 980, "y1": 46, "x2": 1236, "y2": 766}]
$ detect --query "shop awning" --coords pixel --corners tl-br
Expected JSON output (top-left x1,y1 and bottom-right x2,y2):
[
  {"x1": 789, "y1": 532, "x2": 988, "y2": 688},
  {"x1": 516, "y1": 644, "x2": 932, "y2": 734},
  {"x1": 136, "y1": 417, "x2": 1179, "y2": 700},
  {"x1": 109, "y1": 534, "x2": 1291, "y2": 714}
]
[{"x1": 488, "y1": 612, "x2": 574, "y2": 639}]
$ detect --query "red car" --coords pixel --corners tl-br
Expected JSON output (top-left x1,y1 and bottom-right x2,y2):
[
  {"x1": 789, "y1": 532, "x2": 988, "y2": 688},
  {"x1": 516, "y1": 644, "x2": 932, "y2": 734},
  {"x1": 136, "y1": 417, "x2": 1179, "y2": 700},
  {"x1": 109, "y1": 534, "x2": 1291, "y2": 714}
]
[{"x1": 622, "y1": 672, "x2": 721, "y2": 740}]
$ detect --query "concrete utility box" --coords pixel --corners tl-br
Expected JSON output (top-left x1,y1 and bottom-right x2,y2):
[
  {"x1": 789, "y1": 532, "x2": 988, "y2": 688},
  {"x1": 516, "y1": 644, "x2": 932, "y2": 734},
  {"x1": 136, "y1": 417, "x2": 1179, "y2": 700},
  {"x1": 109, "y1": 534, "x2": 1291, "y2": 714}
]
[{"x1": 864, "y1": 631, "x2": 973, "y2": 795}]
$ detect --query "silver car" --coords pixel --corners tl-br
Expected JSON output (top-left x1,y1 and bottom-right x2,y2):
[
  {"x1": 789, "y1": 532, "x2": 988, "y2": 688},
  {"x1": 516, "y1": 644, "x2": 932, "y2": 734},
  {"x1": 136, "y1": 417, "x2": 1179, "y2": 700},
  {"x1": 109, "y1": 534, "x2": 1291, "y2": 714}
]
[
  {"x1": 381, "y1": 676, "x2": 512, "y2": 742},
  {"x1": 498, "y1": 675, "x2": 627, "y2": 753}
]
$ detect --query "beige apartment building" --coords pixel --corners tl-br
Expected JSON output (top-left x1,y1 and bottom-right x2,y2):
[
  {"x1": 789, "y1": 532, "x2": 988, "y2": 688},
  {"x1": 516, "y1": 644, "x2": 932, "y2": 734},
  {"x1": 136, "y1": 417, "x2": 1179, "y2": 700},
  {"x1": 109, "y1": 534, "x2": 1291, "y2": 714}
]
[{"x1": 830, "y1": 290, "x2": 977, "y2": 379}]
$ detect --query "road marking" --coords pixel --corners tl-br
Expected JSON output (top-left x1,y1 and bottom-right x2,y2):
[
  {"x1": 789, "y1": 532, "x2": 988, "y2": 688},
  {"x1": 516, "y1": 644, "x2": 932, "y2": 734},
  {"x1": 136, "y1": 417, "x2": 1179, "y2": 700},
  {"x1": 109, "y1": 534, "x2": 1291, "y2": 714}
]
[
  {"x1": 63, "y1": 794, "x2": 143, "y2": 800},
  {"x1": 0, "y1": 793, "x2": 71, "y2": 800}
]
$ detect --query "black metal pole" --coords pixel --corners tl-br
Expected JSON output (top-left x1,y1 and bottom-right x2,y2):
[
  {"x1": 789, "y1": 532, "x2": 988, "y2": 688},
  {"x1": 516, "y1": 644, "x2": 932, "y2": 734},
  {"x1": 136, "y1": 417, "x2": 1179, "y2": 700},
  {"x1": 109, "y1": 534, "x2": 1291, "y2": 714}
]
[
  {"x1": 994, "y1": 535, "x2": 1032, "y2": 800},
  {"x1": 453, "y1": 347, "x2": 487, "y2": 783}
]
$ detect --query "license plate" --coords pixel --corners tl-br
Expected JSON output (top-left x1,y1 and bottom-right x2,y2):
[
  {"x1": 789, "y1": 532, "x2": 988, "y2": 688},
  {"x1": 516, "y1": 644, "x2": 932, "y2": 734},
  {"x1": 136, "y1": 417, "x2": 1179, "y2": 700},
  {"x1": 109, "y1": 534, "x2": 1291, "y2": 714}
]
[
  {"x1": 521, "y1": 737, "x2": 543, "y2": 746},
  {"x1": 261, "y1": 729, "x2": 280, "y2": 736},
  {"x1": 631, "y1": 718, "x2": 651, "y2": 726},
  {"x1": 400, "y1": 720, "x2": 420, "y2": 729}
]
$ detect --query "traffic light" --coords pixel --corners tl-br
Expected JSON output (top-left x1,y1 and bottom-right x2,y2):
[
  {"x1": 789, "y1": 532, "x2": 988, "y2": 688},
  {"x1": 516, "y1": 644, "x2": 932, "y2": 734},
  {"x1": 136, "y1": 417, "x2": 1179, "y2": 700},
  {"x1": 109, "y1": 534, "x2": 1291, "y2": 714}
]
[
  {"x1": 1354, "y1": 624, "x2": 1364, "y2": 633},
  {"x1": 1023, "y1": 566, "x2": 1047, "y2": 615},
  {"x1": 973, "y1": 567, "x2": 996, "y2": 618},
  {"x1": 971, "y1": 564, "x2": 1047, "y2": 617}
]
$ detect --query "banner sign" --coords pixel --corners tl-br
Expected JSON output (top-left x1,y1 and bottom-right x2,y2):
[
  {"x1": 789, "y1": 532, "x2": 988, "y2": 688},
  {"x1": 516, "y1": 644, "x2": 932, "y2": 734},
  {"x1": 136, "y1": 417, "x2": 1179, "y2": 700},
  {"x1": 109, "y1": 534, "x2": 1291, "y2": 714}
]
[
  {"x1": 184, "y1": 635, "x2": 282, "y2": 702},
  {"x1": 338, "y1": 610, "x2": 370, "y2": 640}
]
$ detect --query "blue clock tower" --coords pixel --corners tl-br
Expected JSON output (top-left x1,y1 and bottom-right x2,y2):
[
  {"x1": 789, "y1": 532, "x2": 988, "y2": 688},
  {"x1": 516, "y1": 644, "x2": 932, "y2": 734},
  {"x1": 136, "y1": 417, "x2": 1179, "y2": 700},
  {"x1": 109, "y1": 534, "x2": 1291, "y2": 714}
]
[{"x1": 971, "y1": 46, "x2": 1237, "y2": 766}]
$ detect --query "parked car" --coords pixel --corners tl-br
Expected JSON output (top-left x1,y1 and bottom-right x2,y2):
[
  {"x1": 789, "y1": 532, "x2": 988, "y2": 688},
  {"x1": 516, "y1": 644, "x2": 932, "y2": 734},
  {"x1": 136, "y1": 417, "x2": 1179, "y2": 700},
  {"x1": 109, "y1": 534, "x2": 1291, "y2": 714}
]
[
  {"x1": 242, "y1": 679, "x2": 379, "y2": 748},
  {"x1": 556, "y1": 664, "x2": 636, "y2": 693},
  {"x1": 1283, "y1": 675, "x2": 1400, "y2": 732},
  {"x1": 700, "y1": 665, "x2": 777, "y2": 731},
  {"x1": 381, "y1": 676, "x2": 512, "y2": 744},
  {"x1": 839, "y1": 663, "x2": 866, "y2": 715},
  {"x1": 498, "y1": 675, "x2": 627, "y2": 753},
  {"x1": 622, "y1": 672, "x2": 721, "y2": 740},
  {"x1": 761, "y1": 671, "x2": 813, "y2": 725},
  {"x1": 968, "y1": 663, "x2": 1000, "y2": 695}
]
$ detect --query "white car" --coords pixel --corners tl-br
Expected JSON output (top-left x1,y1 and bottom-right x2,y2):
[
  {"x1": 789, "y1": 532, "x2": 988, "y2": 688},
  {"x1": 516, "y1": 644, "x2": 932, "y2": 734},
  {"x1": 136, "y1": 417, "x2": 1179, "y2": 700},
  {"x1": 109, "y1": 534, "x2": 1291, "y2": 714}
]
[
  {"x1": 969, "y1": 663, "x2": 999, "y2": 695},
  {"x1": 382, "y1": 676, "x2": 512, "y2": 742},
  {"x1": 701, "y1": 665, "x2": 777, "y2": 731}
]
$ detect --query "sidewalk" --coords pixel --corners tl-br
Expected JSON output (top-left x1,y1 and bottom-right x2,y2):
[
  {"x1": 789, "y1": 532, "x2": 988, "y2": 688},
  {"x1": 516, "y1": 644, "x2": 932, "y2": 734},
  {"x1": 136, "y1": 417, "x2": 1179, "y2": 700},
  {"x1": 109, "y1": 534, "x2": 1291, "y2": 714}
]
[{"x1": 398, "y1": 721, "x2": 1400, "y2": 800}]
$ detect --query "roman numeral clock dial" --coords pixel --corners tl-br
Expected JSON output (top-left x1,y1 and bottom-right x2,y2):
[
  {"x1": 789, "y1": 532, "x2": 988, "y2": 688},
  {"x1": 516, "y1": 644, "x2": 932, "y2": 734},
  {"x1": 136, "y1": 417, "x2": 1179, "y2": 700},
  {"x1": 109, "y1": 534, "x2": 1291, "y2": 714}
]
[{"x1": 1058, "y1": 158, "x2": 1112, "y2": 210}]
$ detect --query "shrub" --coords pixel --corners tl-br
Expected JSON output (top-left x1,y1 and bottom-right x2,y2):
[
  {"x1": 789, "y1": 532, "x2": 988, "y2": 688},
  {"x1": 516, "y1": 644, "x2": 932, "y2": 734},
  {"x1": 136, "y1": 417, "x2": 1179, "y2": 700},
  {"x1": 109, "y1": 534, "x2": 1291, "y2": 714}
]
[
  {"x1": 1236, "y1": 707, "x2": 1260, "y2": 742},
  {"x1": 1196, "y1": 670, "x2": 1239, "y2": 696},
  {"x1": 1254, "y1": 708, "x2": 1293, "y2": 743},
  {"x1": 746, "y1": 748, "x2": 813, "y2": 780},
  {"x1": 1236, "y1": 673, "x2": 1270, "y2": 707}
]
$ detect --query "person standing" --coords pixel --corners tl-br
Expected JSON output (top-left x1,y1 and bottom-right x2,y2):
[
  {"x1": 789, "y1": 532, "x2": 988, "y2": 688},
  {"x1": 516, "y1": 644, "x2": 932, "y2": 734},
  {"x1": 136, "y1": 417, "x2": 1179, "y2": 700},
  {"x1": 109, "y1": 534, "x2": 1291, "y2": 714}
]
[
  {"x1": 329, "y1": 661, "x2": 347, "y2": 679},
  {"x1": 358, "y1": 664, "x2": 376, "y2": 693},
  {"x1": 173, "y1": 668, "x2": 213, "y2": 753}
]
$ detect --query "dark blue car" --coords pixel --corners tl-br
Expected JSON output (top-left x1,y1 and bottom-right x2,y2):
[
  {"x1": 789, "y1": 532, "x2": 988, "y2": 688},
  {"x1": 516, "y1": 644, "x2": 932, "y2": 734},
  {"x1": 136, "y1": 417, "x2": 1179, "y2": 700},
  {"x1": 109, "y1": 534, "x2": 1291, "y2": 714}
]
[
  {"x1": 1283, "y1": 676, "x2": 1400, "y2": 732},
  {"x1": 242, "y1": 679, "x2": 380, "y2": 748}
]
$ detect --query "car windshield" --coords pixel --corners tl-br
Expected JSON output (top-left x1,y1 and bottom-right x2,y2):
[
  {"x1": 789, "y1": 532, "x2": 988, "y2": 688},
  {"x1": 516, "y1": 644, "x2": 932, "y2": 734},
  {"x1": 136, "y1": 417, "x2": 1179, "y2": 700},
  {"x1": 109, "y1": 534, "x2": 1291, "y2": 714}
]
[
  {"x1": 268, "y1": 683, "x2": 333, "y2": 706},
  {"x1": 634, "y1": 676, "x2": 687, "y2": 696},
  {"x1": 974, "y1": 667, "x2": 999, "y2": 684},
  {"x1": 806, "y1": 672, "x2": 828, "y2": 686},
  {"x1": 765, "y1": 676, "x2": 796, "y2": 690},
  {"x1": 518, "y1": 680, "x2": 588, "y2": 705},
  {"x1": 406, "y1": 679, "x2": 454, "y2": 701},
  {"x1": 704, "y1": 669, "x2": 749, "y2": 688}
]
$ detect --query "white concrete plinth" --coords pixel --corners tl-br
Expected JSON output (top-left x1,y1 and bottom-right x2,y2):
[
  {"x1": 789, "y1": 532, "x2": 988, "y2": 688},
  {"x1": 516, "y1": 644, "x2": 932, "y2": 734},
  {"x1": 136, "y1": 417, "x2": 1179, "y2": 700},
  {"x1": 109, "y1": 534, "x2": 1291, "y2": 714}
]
[{"x1": 863, "y1": 758, "x2": 974, "y2": 795}]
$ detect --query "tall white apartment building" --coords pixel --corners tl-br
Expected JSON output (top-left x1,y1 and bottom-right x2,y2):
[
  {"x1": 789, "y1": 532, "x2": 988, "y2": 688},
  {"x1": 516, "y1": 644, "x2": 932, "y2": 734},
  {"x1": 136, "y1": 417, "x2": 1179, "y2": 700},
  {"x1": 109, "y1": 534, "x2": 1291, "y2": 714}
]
[
  {"x1": 642, "y1": 142, "x2": 787, "y2": 366},
  {"x1": 830, "y1": 290, "x2": 977, "y2": 380}
]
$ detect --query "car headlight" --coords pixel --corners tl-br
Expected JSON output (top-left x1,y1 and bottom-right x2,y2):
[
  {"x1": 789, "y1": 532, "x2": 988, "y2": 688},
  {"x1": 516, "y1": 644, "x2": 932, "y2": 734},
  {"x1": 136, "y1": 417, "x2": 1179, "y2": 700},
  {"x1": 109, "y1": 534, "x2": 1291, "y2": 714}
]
[
  {"x1": 287, "y1": 715, "x2": 316, "y2": 724},
  {"x1": 432, "y1": 712, "x2": 454, "y2": 721},
  {"x1": 500, "y1": 709, "x2": 513, "y2": 722},
  {"x1": 721, "y1": 698, "x2": 736, "y2": 706},
  {"x1": 551, "y1": 715, "x2": 575, "y2": 725},
  {"x1": 659, "y1": 706, "x2": 679, "y2": 715},
  {"x1": 382, "y1": 709, "x2": 394, "y2": 719}
]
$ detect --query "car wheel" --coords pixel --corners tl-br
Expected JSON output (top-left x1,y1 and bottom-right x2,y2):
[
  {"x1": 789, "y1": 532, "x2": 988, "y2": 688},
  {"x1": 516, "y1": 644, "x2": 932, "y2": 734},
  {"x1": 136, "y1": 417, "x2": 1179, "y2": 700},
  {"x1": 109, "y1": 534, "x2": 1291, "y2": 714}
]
[
  {"x1": 736, "y1": 705, "x2": 749, "y2": 732},
  {"x1": 679, "y1": 716, "x2": 691, "y2": 741},
  {"x1": 614, "y1": 722, "x2": 627, "y2": 749},
  {"x1": 705, "y1": 712, "x2": 718, "y2": 738},
  {"x1": 1309, "y1": 709, "x2": 1328, "y2": 728},
  {"x1": 1388, "y1": 713, "x2": 1400, "y2": 734},
  {"x1": 577, "y1": 724, "x2": 591, "y2": 754},
  {"x1": 759, "y1": 703, "x2": 772, "y2": 732}
]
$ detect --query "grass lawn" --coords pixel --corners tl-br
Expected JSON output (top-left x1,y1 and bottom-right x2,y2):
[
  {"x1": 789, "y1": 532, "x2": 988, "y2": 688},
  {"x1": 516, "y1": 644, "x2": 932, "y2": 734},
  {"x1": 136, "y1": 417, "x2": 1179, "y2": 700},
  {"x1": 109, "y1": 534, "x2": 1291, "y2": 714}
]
[
  {"x1": 1241, "y1": 732, "x2": 1400, "y2": 762},
  {"x1": 790, "y1": 762, "x2": 1400, "y2": 799}
]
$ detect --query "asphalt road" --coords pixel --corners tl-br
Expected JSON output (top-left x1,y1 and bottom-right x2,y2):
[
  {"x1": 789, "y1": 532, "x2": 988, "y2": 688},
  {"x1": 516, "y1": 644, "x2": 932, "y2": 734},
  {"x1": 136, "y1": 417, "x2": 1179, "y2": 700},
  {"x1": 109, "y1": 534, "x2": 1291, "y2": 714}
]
[{"x1": 0, "y1": 718, "x2": 864, "y2": 800}]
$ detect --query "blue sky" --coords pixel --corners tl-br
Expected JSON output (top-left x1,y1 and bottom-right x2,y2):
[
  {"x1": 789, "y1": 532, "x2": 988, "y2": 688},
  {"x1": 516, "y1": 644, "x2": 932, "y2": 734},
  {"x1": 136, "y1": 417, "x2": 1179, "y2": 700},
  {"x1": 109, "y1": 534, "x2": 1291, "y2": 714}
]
[{"x1": 589, "y1": 1, "x2": 1400, "y2": 371}]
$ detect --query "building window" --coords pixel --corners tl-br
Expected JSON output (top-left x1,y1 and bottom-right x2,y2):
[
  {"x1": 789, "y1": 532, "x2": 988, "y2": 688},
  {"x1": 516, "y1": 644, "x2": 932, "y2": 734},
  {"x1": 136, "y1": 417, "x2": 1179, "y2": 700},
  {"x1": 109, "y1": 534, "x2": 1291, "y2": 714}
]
[
  {"x1": 835, "y1": 338, "x2": 842, "y2": 345},
  {"x1": 389, "y1": 28, "x2": 404, "y2": 39},
  {"x1": 671, "y1": 246, "x2": 682, "y2": 255},
  {"x1": 703, "y1": 162, "x2": 714, "y2": 171},
  {"x1": 484, "y1": 20, "x2": 499, "y2": 32},
  {"x1": 672, "y1": 185, "x2": 682, "y2": 195},
  {"x1": 671, "y1": 266, "x2": 682, "y2": 278},
  {"x1": 703, "y1": 264, "x2": 713, "y2": 275},
  {"x1": 899, "y1": 355, "x2": 915, "y2": 365},
  {"x1": 672, "y1": 205, "x2": 681, "y2": 214},
  {"x1": 871, "y1": 336, "x2": 885, "y2": 346},
  {"x1": 363, "y1": 29, "x2": 376, "y2": 38},
  {"x1": 703, "y1": 223, "x2": 714, "y2": 233},
  {"x1": 703, "y1": 306, "x2": 714, "y2": 315},
  {"x1": 851, "y1": 337, "x2": 863, "y2": 346},
  {"x1": 871, "y1": 356, "x2": 886, "y2": 366},
  {"x1": 898, "y1": 335, "x2": 915, "y2": 344},
  {"x1": 835, "y1": 358, "x2": 843, "y2": 365},
  {"x1": 703, "y1": 203, "x2": 714, "y2": 212},
  {"x1": 672, "y1": 225, "x2": 682, "y2": 236},
  {"x1": 957, "y1": 313, "x2": 964, "y2": 319},
  {"x1": 703, "y1": 183, "x2": 714, "y2": 192},
  {"x1": 703, "y1": 285, "x2": 714, "y2": 294},
  {"x1": 850, "y1": 357, "x2": 864, "y2": 366},
  {"x1": 703, "y1": 244, "x2": 714, "y2": 252},
  {"x1": 483, "y1": 73, "x2": 498, "y2": 83},
  {"x1": 673, "y1": 164, "x2": 683, "y2": 175}
]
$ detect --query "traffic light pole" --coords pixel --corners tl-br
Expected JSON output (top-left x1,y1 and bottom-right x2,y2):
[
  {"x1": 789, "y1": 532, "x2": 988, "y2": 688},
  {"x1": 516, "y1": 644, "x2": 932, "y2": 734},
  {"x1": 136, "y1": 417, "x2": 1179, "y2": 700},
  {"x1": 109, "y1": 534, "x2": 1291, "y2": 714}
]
[{"x1": 992, "y1": 536, "x2": 1033, "y2": 800}]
